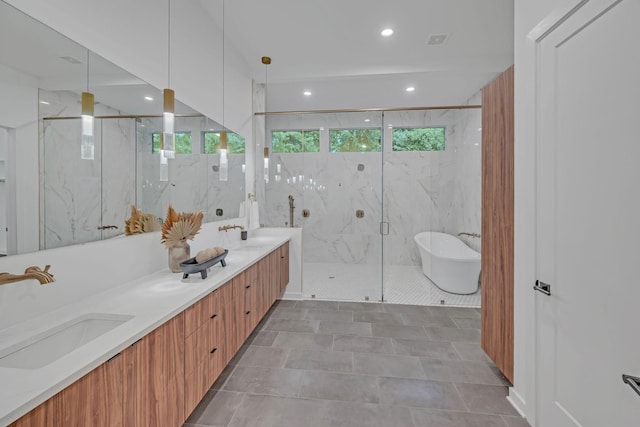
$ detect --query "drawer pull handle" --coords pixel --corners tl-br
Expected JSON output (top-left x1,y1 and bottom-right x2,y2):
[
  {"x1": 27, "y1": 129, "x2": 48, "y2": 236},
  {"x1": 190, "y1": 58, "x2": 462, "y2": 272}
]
[
  {"x1": 210, "y1": 314, "x2": 217, "y2": 319},
  {"x1": 246, "y1": 311, "x2": 251, "y2": 315},
  {"x1": 245, "y1": 285, "x2": 251, "y2": 289},
  {"x1": 210, "y1": 348, "x2": 217, "y2": 354}
]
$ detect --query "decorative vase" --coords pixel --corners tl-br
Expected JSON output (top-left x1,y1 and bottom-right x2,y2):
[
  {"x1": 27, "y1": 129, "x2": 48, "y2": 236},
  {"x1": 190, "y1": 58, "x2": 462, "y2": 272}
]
[{"x1": 168, "y1": 240, "x2": 190, "y2": 273}]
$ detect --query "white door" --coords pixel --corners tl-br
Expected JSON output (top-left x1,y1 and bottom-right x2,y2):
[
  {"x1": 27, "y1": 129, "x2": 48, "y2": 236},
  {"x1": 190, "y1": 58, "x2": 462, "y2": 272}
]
[{"x1": 534, "y1": 0, "x2": 640, "y2": 425}]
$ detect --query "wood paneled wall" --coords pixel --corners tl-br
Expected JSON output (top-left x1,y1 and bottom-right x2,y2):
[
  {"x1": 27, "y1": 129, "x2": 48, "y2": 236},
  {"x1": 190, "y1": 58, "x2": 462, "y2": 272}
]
[{"x1": 481, "y1": 65, "x2": 514, "y2": 382}]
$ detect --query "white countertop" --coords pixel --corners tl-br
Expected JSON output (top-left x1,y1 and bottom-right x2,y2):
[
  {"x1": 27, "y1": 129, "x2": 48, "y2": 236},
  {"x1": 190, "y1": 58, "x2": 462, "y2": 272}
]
[{"x1": 0, "y1": 233, "x2": 290, "y2": 426}]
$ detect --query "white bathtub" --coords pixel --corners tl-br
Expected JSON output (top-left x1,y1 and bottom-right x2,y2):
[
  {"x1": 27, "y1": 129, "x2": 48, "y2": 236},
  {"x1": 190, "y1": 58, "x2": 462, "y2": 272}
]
[{"x1": 414, "y1": 231, "x2": 481, "y2": 295}]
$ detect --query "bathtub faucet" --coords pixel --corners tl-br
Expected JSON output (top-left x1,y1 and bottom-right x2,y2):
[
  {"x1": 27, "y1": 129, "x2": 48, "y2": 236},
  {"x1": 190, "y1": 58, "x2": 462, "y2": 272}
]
[{"x1": 458, "y1": 232, "x2": 481, "y2": 238}]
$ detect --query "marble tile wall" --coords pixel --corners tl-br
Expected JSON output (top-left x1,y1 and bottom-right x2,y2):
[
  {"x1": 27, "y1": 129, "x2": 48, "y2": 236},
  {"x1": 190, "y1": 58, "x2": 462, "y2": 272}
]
[
  {"x1": 263, "y1": 97, "x2": 482, "y2": 266},
  {"x1": 40, "y1": 90, "x2": 135, "y2": 249}
]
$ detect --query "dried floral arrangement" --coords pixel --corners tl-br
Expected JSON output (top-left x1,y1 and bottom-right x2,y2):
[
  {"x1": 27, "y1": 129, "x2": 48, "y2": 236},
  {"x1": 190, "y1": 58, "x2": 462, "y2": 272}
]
[
  {"x1": 161, "y1": 205, "x2": 204, "y2": 248},
  {"x1": 124, "y1": 205, "x2": 161, "y2": 235}
]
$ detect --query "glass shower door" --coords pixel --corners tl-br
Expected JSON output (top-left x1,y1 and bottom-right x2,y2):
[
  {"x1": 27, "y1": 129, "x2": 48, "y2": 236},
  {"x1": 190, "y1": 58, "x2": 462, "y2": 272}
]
[{"x1": 265, "y1": 111, "x2": 384, "y2": 302}]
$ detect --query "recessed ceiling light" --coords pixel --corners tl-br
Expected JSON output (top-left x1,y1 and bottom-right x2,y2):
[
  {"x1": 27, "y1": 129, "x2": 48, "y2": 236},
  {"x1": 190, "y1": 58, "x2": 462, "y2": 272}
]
[
  {"x1": 303, "y1": 91, "x2": 312, "y2": 96},
  {"x1": 427, "y1": 34, "x2": 449, "y2": 46},
  {"x1": 144, "y1": 96, "x2": 154, "y2": 101},
  {"x1": 381, "y1": 28, "x2": 394, "y2": 37},
  {"x1": 406, "y1": 87, "x2": 415, "y2": 92},
  {"x1": 39, "y1": 100, "x2": 50, "y2": 105},
  {"x1": 364, "y1": 119, "x2": 371, "y2": 123},
  {"x1": 59, "y1": 55, "x2": 82, "y2": 64}
]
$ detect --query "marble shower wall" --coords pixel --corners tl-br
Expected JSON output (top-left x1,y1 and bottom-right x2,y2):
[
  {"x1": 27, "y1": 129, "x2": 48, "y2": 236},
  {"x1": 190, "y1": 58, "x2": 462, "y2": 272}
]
[
  {"x1": 263, "y1": 99, "x2": 481, "y2": 266},
  {"x1": 40, "y1": 90, "x2": 135, "y2": 249}
]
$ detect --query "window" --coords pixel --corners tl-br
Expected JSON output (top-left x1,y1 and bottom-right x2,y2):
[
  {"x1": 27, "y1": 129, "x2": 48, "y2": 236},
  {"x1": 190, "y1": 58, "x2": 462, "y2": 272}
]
[
  {"x1": 330, "y1": 129, "x2": 381, "y2": 152},
  {"x1": 392, "y1": 127, "x2": 445, "y2": 151},
  {"x1": 151, "y1": 132, "x2": 193, "y2": 154},
  {"x1": 272, "y1": 130, "x2": 320, "y2": 153},
  {"x1": 202, "y1": 132, "x2": 245, "y2": 154}
]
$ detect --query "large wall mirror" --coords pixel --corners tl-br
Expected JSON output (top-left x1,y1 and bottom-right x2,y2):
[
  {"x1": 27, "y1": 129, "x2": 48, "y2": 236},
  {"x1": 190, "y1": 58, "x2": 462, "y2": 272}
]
[{"x1": 0, "y1": 0, "x2": 245, "y2": 255}]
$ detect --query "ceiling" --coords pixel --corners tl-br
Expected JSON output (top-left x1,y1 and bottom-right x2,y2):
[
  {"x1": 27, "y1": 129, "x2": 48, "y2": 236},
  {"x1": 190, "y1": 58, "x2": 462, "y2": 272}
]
[{"x1": 201, "y1": 0, "x2": 514, "y2": 110}]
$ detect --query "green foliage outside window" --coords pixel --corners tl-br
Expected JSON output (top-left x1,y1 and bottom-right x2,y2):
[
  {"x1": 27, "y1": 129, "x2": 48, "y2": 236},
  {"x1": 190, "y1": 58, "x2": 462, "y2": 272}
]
[
  {"x1": 392, "y1": 127, "x2": 445, "y2": 151},
  {"x1": 329, "y1": 129, "x2": 381, "y2": 152},
  {"x1": 272, "y1": 130, "x2": 320, "y2": 153},
  {"x1": 203, "y1": 132, "x2": 245, "y2": 154},
  {"x1": 152, "y1": 132, "x2": 192, "y2": 154}
]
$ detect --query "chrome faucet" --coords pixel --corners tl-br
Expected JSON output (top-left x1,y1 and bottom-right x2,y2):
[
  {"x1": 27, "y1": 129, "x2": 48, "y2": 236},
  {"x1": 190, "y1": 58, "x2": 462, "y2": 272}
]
[
  {"x1": 0, "y1": 265, "x2": 55, "y2": 285},
  {"x1": 218, "y1": 224, "x2": 244, "y2": 232},
  {"x1": 288, "y1": 195, "x2": 295, "y2": 228}
]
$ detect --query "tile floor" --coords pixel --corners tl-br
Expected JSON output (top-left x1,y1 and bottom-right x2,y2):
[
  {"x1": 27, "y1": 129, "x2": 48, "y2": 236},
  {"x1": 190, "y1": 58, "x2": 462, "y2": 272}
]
[
  {"x1": 303, "y1": 263, "x2": 482, "y2": 307},
  {"x1": 184, "y1": 300, "x2": 529, "y2": 427}
]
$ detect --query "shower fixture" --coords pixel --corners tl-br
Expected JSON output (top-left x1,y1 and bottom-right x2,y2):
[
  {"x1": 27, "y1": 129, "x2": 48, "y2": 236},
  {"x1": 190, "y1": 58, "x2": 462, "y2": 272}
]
[{"x1": 288, "y1": 195, "x2": 295, "y2": 228}]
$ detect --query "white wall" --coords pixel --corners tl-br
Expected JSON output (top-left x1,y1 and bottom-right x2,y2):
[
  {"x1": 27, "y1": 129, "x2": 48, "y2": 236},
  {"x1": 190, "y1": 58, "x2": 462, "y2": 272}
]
[
  {"x1": 512, "y1": 0, "x2": 561, "y2": 423},
  {"x1": 0, "y1": 64, "x2": 39, "y2": 255}
]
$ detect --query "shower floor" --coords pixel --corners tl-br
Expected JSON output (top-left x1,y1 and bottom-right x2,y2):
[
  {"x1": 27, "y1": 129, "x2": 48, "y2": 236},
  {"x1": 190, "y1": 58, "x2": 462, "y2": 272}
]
[{"x1": 302, "y1": 262, "x2": 481, "y2": 308}]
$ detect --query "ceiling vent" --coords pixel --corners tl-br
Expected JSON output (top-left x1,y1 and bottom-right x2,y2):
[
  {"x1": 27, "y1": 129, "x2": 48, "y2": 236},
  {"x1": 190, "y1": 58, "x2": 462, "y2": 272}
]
[{"x1": 426, "y1": 34, "x2": 449, "y2": 46}]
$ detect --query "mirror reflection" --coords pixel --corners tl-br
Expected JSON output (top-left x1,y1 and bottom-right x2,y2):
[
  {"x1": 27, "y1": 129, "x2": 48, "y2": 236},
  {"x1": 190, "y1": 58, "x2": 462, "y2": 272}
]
[{"x1": 0, "y1": 0, "x2": 245, "y2": 255}]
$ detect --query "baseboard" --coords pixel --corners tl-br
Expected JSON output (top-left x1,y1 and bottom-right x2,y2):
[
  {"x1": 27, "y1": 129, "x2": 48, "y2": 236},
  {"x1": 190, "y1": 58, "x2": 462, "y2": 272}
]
[
  {"x1": 281, "y1": 292, "x2": 302, "y2": 300},
  {"x1": 507, "y1": 387, "x2": 527, "y2": 418}
]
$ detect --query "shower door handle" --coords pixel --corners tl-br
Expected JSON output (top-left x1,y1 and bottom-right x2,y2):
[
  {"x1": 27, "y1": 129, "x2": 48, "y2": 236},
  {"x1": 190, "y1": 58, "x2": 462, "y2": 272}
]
[{"x1": 380, "y1": 222, "x2": 389, "y2": 235}]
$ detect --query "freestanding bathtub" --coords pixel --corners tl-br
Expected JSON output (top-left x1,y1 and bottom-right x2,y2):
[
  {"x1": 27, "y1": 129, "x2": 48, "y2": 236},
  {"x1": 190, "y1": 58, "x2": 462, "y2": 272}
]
[{"x1": 414, "y1": 232, "x2": 481, "y2": 294}]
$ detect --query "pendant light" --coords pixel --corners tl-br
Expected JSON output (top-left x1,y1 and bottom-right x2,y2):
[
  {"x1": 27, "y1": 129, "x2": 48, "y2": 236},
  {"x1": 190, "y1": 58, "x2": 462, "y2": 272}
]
[
  {"x1": 219, "y1": 0, "x2": 228, "y2": 181},
  {"x1": 80, "y1": 50, "x2": 94, "y2": 160},
  {"x1": 162, "y1": 0, "x2": 175, "y2": 160},
  {"x1": 262, "y1": 56, "x2": 271, "y2": 183}
]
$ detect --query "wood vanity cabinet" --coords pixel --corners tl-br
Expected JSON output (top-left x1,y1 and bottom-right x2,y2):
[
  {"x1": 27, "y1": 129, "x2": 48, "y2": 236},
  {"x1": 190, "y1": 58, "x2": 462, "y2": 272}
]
[
  {"x1": 9, "y1": 355, "x2": 123, "y2": 427},
  {"x1": 123, "y1": 313, "x2": 185, "y2": 427},
  {"x1": 9, "y1": 242, "x2": 290, "y2": 427}
]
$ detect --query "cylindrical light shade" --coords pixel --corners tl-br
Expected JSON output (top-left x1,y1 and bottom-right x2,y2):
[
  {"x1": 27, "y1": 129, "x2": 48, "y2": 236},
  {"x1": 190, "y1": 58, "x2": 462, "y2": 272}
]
[
  {"x1": 264, "y1": 147, "x2": 269, "y2": 157},
  {"x1": 220, "y1": 132, "x2": 228, "y2": 150},
  {"x1": 81, "y1": 92, "x2": 95, "y2": 160},
  {"x1": 162, "y1": 88, "x2": 175, "y2": 159},
  {"x1": 263, "y1": 146, "x2": 269, "y2": 183}
]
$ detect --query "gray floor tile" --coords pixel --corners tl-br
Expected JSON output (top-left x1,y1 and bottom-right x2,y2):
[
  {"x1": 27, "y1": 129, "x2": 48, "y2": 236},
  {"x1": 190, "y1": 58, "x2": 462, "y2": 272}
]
[
  {"x1": 273, "y1": 299, "x2": 299, "y2": 308},
  {"x1": 305, "y1": 309, "x2": 353, "y2": 322},
  {"x1": 420, "y1": 358, "x2": 507, "y2": 385},
  {"x1": 455, "y1": 383, "x2": 520, "y2": 416},
  {"x1": 285, "y1": 348, "x2": 353, "y2": 373},
  {"x1": 223, "y1": 366, "x2": 303, "y2": 397},
  {"x1": 353, "y1": 352, "x2": 425, "y2": 379},
  {"x1": 296, "y1": 300, "x2": 340, "y2": 310},
  {"x1": 298, "y1": 370, "x2": 380, "y2": 403},
  {"x1": 211, "y1": 363, "x2": 237, "y2": 390},
  {"x1": 333, "y1": 334, "x2": 395, "y2": 354},
  {"x1": 401, "y1": 313, "x2": 458, "y2": 328},
  {"x1": 235, "y1": 346, "x2": 289, "y2": 368},
  {"x1": 372, "y1": 323, "x2": 430, "y2": 340},
  {"x1": 272, "y1": 331, "x2": 334, "y2": 351},
  {"x1": 452, "y1": 342, "x2": 494, "y2": 363},
  {"x1": 378, "y1": 377, "x2": 467, "y2": 410},
  {"x1": 452, "y1": 316, "x2": 481, "y2": 329},
  {"x1": 227, "y1": 394, "x2": 327, "y2": 427},
  {"x1": 185, "y1": 390, "x2": 244, "y2": 426},
  {"x1": 338, "y1": 301, "x2": 384, "y2": 312},
  {"x1": 382, "y1": 303, "x2": 429, "y2": 316},
  {"x1": 410, "y1": 408, "x2": 509, "y2": 427},
  {"x1": 321, "y1": 401, "x2": 414, "y2": 427},
  {"x1": 264, "y1": 318, "x2": 319, "y2": 333},
  {"x1": 426, "y1": 326, "x2": 481, "y2": 343},
  {"x1": 318, "y1": 320, "x2": 372, "y2": 336},
  {"x1": 502, "y1": 415, "x2": 531, "y2": 427},
  {"x1": 245, "y1": 330, "x2": 279, "y2": 347},
  {"x1": 393, "y1": 338, "x2": 460, "y2": 359},
  {"x1": 268, "y1": 308, "x2": 308, "y2": 320},
  {"x1": 428, "y1": 306, "x2": 481, "y2": 319},
  {"x1": 353, "y1": 311, "x2": 405, "y2": 325}
]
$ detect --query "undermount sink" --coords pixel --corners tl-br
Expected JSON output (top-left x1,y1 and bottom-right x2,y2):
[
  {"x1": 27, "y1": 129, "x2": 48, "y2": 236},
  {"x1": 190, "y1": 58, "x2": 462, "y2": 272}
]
[{"x1": 0, "y1": 313, "x2": 133, "y2": 370}]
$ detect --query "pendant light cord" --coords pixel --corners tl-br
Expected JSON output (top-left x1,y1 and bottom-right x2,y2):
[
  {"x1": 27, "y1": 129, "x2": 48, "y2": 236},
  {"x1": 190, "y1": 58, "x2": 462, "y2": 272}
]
[
  {"x1": 86, "y1": 50, "x2": 90, "y2": 92},
  {"x1": 167, "y1": 0, "x2": 171, "y2": 88},
  {"x1": 222, "y1": 0, "x2": 225, "y2": 133}
]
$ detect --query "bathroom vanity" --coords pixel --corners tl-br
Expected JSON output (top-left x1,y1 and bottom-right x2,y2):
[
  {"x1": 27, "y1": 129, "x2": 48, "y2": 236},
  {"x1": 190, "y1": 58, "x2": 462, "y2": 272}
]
[{"x1": 0, "y1": 232, "x2": 290, "y2": 426}]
